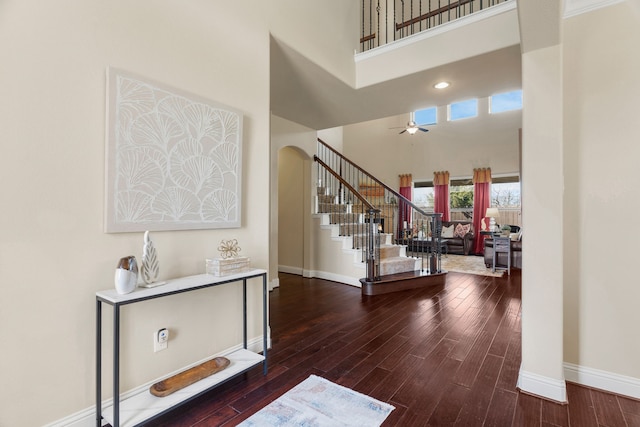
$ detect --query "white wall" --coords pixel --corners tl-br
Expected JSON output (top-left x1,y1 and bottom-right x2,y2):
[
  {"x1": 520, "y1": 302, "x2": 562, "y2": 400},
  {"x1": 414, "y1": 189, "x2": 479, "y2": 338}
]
[
  {"x1": 563, "y1": 2, "x2": 640, "y2": 381},
  {"x1": 0, "y1": 1, "x2": 271, "y2": 425}
]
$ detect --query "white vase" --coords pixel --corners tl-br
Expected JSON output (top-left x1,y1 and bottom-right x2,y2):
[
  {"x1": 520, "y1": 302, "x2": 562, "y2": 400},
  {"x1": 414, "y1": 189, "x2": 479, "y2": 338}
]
[{"x1": 114, "y1": 255, "x2": 138, "y2": 294}]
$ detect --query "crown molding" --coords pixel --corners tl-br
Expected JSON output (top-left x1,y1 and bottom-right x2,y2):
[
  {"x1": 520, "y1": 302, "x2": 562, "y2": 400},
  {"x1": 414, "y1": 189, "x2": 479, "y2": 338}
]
[{"x1": 563, "y1": 0, "x2": 625, "y2": 18}]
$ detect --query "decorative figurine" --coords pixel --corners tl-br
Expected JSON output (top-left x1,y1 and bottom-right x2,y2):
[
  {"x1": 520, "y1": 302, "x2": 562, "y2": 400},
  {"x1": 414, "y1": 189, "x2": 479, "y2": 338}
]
[
  {"x1": 141, "y1": 231, "x2": 159, "y2": 284},
  {"x1": 218, "y1": 239, "x2": 241, "y2": 259},
  {"x1": 114, "y1": 255, "x2": 138, "y2": 294}
]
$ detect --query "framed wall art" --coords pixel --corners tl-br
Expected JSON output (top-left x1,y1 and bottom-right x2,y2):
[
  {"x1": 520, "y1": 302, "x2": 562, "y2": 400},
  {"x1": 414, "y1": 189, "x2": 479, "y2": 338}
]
[{"x1": 105, "y1": 68, "x2": 243, "y2": 232}]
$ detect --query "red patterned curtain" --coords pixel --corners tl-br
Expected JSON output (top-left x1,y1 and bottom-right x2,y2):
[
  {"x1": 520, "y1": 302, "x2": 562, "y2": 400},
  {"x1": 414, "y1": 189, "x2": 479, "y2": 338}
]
[
  {"x1": 472, "y1": 168, "x2": 492, "y2": 254},
  {"x1": 399, "y1": 174, "x2": 412, "y2": 233},
  {"x1": 433, "y1": 171, "x2": 450, "y2": 222}
]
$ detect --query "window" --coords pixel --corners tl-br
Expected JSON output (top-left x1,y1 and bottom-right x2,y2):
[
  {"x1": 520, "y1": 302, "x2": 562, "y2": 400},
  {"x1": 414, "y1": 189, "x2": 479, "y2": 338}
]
[
  {"x1": 449, "y1": 99, "x2": 478, "y2": 121},
  {"x1": 414, "y1": 107, "x2": 437, "y2": 125},
  {"x1": 490, "y1": 90, "x2": 523, "y2": 114},
  {"x1": 413, "y1": 181, "x2": 434, "y2": 212},
  {"x1": 450, "y1": 178, "x2": 473, "y2": 210},
  {"x1": 491, "y1": 176, "x2": 521, "y2": 207}
]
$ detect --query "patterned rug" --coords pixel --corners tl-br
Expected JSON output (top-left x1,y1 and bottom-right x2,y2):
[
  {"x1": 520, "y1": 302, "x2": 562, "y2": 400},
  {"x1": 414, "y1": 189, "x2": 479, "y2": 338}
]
[
  {"x1": 237, "y1": 375, "x2": 395, "y2": 426},
  {"x1": 441, "y1": 254, "x2": 504, "y2": 277}
]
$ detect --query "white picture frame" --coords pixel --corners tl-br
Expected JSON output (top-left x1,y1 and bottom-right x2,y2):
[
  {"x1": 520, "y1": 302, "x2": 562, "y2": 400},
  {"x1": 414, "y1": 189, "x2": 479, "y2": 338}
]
[{"x1": 105, "y1": 68, "x2": 243, "y2": 233}]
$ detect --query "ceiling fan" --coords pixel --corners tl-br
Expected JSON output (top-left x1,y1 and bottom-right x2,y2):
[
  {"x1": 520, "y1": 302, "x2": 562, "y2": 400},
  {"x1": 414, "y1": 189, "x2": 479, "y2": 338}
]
[{"x1": 398, "y1": 120, "x2": 429, "y2": 135}]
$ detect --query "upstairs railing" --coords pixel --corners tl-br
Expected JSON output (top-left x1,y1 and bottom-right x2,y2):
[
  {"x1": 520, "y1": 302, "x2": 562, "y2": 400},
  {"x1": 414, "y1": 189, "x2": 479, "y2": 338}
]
[
  {"x1": 316, "y1": 138, "x2": 443, "y2": 275},
  {"x1": 360, "y1": 0, "x2": 512, "y2": 51}
]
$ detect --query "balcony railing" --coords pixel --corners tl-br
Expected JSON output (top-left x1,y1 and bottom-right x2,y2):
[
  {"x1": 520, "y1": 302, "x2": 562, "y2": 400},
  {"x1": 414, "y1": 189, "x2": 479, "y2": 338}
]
[{"x1": 360, "y1": 0, "x2": 512, "y2": 52}]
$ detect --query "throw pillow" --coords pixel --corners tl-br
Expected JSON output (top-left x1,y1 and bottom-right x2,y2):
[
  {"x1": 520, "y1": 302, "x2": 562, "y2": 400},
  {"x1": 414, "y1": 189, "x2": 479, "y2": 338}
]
[
  {"x1": 442, "y1": 224, "x2": 454, "y2": 238},
  {"x1": 454, "y1": 223, "x2": 471, "y2": 238}
]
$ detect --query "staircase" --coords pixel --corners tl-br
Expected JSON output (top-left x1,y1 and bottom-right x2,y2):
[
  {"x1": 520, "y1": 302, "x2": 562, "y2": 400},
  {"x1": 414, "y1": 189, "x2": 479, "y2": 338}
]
[
  {"x1": 316, "y1": 191, "x2": 420, "y2": 278},
  {"x1": 313, "y1": 138, "x2": 447, "y2": 295}
]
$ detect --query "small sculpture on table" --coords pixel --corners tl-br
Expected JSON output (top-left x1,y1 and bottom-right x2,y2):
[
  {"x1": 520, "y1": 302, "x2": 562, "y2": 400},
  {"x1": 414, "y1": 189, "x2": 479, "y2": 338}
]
[
  {"x1": 114, "y1": 255, "x2": 138, "y2": 295},
  {"x1": 206, "y1": 239, "x2": 249, "y2": 276},
  {"x1": 140, "y1": 231, "x2": 166, "y2": 288},
  {"x1": 218, "y1": 239, "x2": 241, "y2": 259}
]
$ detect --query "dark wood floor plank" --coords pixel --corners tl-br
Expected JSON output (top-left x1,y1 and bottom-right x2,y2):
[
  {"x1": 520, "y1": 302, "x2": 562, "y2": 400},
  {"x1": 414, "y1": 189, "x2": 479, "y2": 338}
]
[
  {"x1": 391, "y1": 338, "x2": 457, "y2": 406},
  {"x1": 454, "y1": 354, "x2": 504, "y2": 425},
  {"x1": 513, "y1": 392, "x2": 542, "y2": 427},
  {"x1": 453, "y1": 330, "x2": 494, "y2": 388},
  {"x1": 484, "y1": 388, "x2": 518, "y2": 427},
  {"x1": 618, "y1": 394, "x2": 640, "y2": 416},
  {"x1": 138, "y1": 272, "x2": 638, "y2": 427},
  {"x1": 566, "y1": 382, "x2": 599, "y2": 427},
  {"x1": 591, "y1": 387, "x2": 627, "y2": 427},
  {"x1": 426, "y1": 382, "x2": 470, "y2": 426},
  {"x1": 541, "y1": 398, "x2": 570, "y2": 426},
  {"x1": 495, "y1": 328, "x2": 522, "y2": 392},
  {"x1": 353, "y1": 366, "x2": 392, "y2": 396}
]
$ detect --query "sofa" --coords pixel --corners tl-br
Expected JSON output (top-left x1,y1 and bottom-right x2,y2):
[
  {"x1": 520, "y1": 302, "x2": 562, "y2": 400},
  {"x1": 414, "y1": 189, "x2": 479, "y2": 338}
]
[
  {"x1": 441, "y1": 221, "x2": 474, "y2": 255},
  {"x1": 484, "y1": 235, "x2": 522, "y2": 269}
]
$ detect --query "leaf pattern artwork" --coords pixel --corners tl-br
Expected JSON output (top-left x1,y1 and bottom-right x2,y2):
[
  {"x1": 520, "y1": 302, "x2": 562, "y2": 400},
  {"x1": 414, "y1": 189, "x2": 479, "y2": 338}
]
[
  {"x1": 202, "y1": 190, "x2": 237, "y2": 221},
  {"x1": 107, "y1": 69, "x2": 243, "y2": 232}
]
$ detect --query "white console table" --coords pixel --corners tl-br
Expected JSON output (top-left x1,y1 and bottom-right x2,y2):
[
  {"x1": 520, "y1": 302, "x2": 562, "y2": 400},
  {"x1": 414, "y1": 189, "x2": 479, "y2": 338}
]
[{"x1": 96, "y1": 269, "x2": 268, "y2": 427}]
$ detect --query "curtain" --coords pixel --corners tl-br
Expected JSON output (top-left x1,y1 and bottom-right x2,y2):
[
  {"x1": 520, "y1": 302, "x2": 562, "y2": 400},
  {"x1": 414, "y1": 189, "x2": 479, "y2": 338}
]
[
  {"x1": 399, "y1": 174, "x2": 412, "y2": 236},
  {"x1": 433, "y1": 171, "x2": 450, "y2": 222},
  {"x1": 472, "y1": 168, "x2": 492, "y2": 254}
]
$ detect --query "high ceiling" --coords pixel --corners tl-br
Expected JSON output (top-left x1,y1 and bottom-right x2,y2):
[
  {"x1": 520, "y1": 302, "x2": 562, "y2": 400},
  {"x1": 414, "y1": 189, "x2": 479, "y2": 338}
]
[{"x1": 270, "y1": 37, "x2": 522, "y2": 131}]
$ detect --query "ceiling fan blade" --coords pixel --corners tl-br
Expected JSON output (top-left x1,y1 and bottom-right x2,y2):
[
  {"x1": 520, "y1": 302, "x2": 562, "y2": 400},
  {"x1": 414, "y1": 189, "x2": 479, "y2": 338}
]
[
  {"x1": 399, "y1": 129, "x2": 407, "y2": 134},
  {"x1": 419, "y1": 128, "x2": 429, "y2": 132}
]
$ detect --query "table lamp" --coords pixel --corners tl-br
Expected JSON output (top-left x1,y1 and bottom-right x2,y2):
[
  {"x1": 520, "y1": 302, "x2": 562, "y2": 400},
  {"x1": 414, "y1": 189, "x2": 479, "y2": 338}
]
[{"x1": 485, "y1": 207, "x2": 500, "y2": 232}]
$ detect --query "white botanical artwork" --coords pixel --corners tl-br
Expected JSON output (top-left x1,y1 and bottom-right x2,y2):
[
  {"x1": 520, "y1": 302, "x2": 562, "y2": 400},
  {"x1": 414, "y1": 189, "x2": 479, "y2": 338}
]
[{"x1": 105, "y1": 68, "x2": 242, "y2": 232}]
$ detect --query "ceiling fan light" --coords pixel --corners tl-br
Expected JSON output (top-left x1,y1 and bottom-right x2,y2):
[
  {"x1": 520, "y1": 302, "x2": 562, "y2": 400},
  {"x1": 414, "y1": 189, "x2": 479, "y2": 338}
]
[
  {"x1": 407, "y1": 127, "x2": 418, "y2": 135},
  {"x1": 434, "y1": 81, "x2": 450, "y2": 89}
]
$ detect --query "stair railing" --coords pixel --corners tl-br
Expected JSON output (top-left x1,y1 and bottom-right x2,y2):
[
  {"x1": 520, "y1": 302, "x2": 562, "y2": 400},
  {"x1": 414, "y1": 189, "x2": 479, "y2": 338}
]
[
  {"x1": 315, "y1": 156, "x2": 382, "y2": 282},
  {"x1": 316, "y1": 138, "x2": 444, "y2": 275}
]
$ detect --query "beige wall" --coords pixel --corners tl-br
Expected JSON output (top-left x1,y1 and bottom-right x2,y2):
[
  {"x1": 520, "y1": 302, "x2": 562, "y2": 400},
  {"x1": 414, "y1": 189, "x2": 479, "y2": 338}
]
[
  {"x1": 519, "y1": 43, "x2": 565, "y2": 399},
  {"x1": 0, "y1": 1, "x2": 272, "y2": 425},
  {"x1": 563, "y1": 2, "x2": 640, "y2": 378},
  {"x1": 270, "y1": 115, "x2": 316, "y2": 282},
  {"x1": 278, "y1": 147, "x2": 306, "y2": 272},
  {"x1": 269, "y1": 0, "x2": 359, "y2": 87},
  {"x1": 342, "y1": 99, "x2": 521, "y2": 186}
]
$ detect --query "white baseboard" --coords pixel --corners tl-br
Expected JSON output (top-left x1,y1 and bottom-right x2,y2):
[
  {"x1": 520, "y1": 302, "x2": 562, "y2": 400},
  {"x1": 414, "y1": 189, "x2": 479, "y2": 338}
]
[
  {"x1": 517, "y1": 369, "x2": 567, "y2": 403},
  {"x1": 564, "y1": 362, "x2": 640, "y2": 400},
  {"x1": 278, "y1": 265, "x2": 303, "y2": 275},
  {"x1": 43, "y1": 335, "x2": 270, "y2": 427},
  {"x1": 302, "y1": 269, "x2": 362, "y2": 287},
  {"x1": 269, "y1": 277, "x2": 280, "y2": 290}
]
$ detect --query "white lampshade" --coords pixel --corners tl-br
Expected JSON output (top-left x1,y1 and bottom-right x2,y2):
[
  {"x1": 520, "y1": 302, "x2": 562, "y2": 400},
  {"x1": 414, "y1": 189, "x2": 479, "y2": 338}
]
[
  {"x1": 485, "y1": 207, "x2": 500, "y2": 232},
  {"x1": 485, "y1": 207, "x2": 500, "y2": 219}
]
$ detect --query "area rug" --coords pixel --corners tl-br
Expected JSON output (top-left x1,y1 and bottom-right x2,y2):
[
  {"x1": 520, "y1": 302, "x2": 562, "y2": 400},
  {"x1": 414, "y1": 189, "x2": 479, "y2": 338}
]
[
  {"x1": 441, "y1": 254, "x2": 504, "y2": 277},
  {"x1": 236, "y1": 375, "x2": 395, "y2": 426}
]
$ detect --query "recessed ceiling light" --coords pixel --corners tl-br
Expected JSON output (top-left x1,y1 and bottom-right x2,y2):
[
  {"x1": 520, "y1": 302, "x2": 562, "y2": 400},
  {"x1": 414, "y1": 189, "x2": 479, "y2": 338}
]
[{"x1": 434, "y1": 81, "x2": 450, "y2": 89}]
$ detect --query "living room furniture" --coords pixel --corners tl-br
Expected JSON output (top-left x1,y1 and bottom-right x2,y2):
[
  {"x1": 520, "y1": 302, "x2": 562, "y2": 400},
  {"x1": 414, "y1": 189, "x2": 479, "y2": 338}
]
[
  {"x1": 96, "y1": 270, "x2": 268, "y2": 427},
  {"x1": 441, "y1": 221, "x2": 474, "y2": 255},
  {"x1": 484, "y1": 238, "x2": 522, "y2": 269},
  {"x1": 492, "y1": 236, "x2": 511, "y2": 275}
]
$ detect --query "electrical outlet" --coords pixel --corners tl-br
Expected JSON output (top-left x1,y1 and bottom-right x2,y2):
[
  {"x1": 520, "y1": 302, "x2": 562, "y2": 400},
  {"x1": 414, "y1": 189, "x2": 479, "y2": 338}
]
[{"x1": 154, "y1": 328, "x2": 168, "y2": 352}]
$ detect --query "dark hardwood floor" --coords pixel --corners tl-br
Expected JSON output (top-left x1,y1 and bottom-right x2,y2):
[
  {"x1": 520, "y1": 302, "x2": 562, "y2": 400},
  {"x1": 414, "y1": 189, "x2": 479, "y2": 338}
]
[{"x1": 150, "y1": 270, "x2": 640, "y2": 426}]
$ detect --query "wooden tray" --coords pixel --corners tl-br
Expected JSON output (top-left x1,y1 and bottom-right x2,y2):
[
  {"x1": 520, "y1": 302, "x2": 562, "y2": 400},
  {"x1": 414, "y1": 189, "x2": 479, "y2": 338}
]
[{"x1": 150, "y1": 357, "x2": 230, "y2": 397}]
